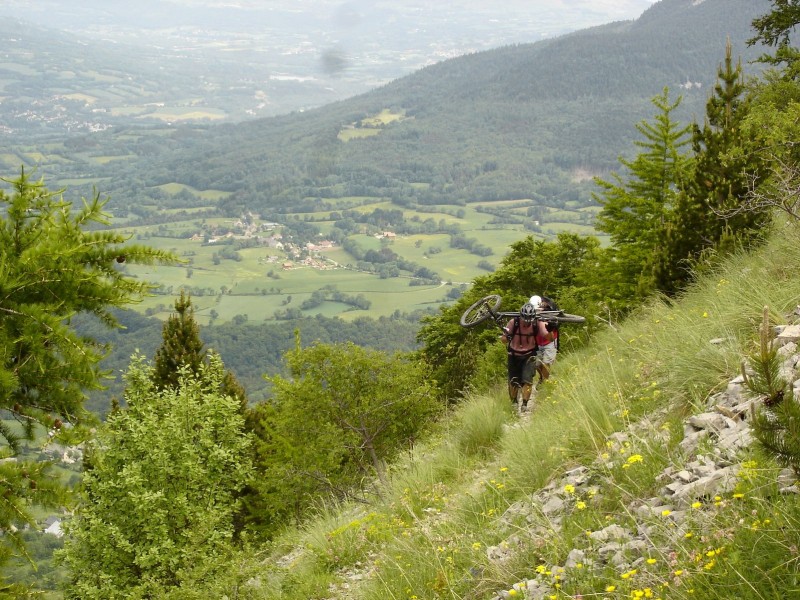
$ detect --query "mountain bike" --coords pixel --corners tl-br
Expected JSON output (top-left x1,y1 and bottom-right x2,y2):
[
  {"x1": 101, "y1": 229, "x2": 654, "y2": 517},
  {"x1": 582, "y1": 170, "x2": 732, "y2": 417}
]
[{"x1": 459, "y1": 294, "x2": 586, "y2": 331}]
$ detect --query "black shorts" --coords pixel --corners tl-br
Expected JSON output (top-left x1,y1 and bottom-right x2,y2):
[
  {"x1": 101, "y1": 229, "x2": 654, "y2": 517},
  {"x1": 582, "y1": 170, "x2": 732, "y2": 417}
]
[{"x1": 507, "y1": 352, "x2": 535, "y2": 386}]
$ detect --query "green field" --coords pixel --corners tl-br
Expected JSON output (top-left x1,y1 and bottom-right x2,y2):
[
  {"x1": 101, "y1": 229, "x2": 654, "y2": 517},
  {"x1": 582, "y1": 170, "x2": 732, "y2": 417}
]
[
  {"x1": 112, "y1": 193, "x2": 593, "y2": 325},
  {"x1": 0, "y1": 159, "x2": 597, "y2": 325},
  {"x1": 2, "y1": 134, "x2": 599, "y2": 325}
]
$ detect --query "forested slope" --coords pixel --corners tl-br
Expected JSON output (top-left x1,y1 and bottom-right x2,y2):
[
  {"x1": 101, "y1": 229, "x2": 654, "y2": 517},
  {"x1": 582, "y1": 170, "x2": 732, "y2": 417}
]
[
  {"x1": 76, "y1": 309, "x2": 426, "y2": 413},
  {"x1": 48, "y1": 0, "x2": 771, "y2": 220}
]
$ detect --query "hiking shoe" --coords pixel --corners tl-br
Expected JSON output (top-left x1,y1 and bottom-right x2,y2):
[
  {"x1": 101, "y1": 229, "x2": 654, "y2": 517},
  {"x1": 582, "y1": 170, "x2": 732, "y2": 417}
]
[{"x1": 520, "y1": 402, "x2": 528, "y2": 413}]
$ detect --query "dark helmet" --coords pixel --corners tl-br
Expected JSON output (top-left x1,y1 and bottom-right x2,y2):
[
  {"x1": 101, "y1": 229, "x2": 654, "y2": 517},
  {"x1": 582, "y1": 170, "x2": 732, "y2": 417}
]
[{"x1": 520, "y1": 302, "x2": 536, "y2": 322}]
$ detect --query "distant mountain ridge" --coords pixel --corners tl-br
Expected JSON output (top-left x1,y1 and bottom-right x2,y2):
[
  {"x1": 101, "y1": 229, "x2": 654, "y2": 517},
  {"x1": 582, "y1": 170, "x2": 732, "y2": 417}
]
[
  {"x1": 0, "y1": 0, "x2": 656, "y2": 132},
  {"x1": 1, "y1": 0, "x2": 774, "y2": 224},
  {"x1": 92, "y1": 0, "x2": 769, "y2": 218}
]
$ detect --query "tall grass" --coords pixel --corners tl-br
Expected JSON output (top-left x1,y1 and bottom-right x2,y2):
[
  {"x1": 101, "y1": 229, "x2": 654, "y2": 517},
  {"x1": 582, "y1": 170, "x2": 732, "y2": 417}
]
[{"x1": 246, "y1": 219, "x2": 800, "y2": 599}]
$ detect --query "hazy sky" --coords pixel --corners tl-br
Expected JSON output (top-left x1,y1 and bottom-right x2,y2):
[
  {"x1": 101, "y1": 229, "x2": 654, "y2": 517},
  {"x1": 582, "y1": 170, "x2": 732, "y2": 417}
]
[
  {"x1": 0, "y1": 0, "x2": 660, "y2": 41},
  {"x1": 0, "y1": 0, "x2": 663, "y2": 106}
]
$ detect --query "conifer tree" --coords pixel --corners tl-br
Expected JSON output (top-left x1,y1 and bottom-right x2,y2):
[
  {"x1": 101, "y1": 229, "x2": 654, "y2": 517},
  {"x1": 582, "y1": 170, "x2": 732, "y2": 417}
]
[
  {"x1": 152, "y1": 290, "x2": 205, "y2": 390},
  {"x1": 747, "y1": 307, "x2": 800, "y2": 476},
  {"x1": 691, "y1": 40, "x2": 767, "y2": 244},
  {"x1": 0, "y1": 170, "x2": 176, "y2": 576},
  {"x1": 656, "y1": 40, "x2": 766, "y2": 293},
  {"x1": 593, "y1": 88, "x2": 693, "y2": 302},
  {"x1": 152, "y1": 290, "x2": 247, "y2": 409}
]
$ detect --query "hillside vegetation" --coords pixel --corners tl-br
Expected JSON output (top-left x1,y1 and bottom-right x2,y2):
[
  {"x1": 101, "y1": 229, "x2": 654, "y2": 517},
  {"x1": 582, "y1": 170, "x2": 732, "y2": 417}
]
[
  {"x1": 97, "y1": 0, "x2": 768, "y2": 212},
  {"x1": 228, "y1": 212, "x2": 800, "y2": 600}
]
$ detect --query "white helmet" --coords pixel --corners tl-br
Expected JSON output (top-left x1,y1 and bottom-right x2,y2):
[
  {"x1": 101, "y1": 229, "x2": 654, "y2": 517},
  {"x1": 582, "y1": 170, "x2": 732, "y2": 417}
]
[{"x1": 529, "y1": 295, "x2": 542, "y2": 309}]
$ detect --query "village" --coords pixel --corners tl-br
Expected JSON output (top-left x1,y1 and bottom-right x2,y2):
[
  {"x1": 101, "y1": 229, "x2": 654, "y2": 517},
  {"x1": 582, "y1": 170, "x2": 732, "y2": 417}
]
[{"x1": 189, "y1": 212, "x2": 400, "y2": 273}]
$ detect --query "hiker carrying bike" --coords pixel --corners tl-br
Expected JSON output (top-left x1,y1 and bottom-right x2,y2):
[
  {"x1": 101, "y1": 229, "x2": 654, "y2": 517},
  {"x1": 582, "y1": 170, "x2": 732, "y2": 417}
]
[
  {"x1": 501, "y1": 302, "x2": 538, "y2": 412},
  {"x1": 530, "y1": 295, "x2": 558, "y2": 389}
]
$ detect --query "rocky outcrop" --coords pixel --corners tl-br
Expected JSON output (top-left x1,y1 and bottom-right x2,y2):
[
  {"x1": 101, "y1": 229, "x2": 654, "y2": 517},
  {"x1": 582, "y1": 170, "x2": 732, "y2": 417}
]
[{"x1": 487, "y1": 323, "x2": 800, "y2": 600}]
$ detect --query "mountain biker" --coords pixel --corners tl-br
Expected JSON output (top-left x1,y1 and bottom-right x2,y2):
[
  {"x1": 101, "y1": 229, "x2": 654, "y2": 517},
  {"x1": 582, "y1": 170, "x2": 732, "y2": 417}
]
[
  {"x1": 530, "y1": 295, "x2": 558, "y2": 388},
  {"x1": 501, "y1": 302, "x2": 538, "y2": 412}
]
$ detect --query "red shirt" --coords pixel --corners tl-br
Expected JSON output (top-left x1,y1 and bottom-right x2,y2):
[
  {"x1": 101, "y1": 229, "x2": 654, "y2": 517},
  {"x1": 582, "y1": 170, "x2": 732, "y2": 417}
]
[{"x1": 535, "y1": 320, "x2": 558, "y2": 347}]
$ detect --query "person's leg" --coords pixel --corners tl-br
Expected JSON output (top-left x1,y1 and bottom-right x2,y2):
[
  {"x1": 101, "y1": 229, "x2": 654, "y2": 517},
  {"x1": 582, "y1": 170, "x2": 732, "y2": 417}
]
[
  {"x1": 537, "y1": 362, "x2": 550, "y2": 384},
  {"x1": 536, "y1": 344, "x2": 557, "y2": 386},
  {"x1": 532, "y1": 348, "x2": 543, "y2": 387},
  {"x1": 507, "y1": 355, "x2": 521, "y2": 403},
  {"x1": 520, "y1": 383, "x2": 532, "y2": 406},
  {"x1": 520, "y1": 356, "x2": 535, "y2": 411}
]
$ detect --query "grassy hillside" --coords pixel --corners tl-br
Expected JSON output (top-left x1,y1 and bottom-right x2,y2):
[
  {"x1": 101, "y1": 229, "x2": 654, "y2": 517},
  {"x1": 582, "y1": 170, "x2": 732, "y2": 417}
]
[{"x1": 224, "y1": 216, "x2": 800, "y2": 599}]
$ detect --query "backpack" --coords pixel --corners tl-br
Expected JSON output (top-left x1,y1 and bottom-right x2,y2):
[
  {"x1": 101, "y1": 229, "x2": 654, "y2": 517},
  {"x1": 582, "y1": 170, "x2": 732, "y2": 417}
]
[{"x1": 541, "y1": 296, "x2": 559, "y2": 311}]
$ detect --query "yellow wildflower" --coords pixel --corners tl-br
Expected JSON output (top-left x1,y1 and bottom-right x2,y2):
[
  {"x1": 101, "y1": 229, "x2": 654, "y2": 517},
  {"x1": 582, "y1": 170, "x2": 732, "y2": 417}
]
[{"x1": 621, "y1": 569, "x2": 637, "y2": 579}]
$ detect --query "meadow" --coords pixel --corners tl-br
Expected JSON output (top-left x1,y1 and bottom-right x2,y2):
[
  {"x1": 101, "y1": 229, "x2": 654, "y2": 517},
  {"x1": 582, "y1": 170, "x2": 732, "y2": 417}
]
[
  {"x1": 2, "y1": 135, "x2": 599, "y2": 325},
  {"x1": 113, "y1": 197, "x2": 568, "y2": 324}
]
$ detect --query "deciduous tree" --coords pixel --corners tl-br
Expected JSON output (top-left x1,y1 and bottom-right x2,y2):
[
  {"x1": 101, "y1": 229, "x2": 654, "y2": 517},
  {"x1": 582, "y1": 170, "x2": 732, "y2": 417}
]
[
  {"x1": 60, "y1": 354, "x2": 253, "y2": 598},
  {"x1": 243, "y1": 339, "x2": 439, "y2": 535},
  {"x1": 749, "y1": 0, "x2": 800, "y2": 71},
  {"x1": 737, "y1": 15, "x2": 800, "y2": 227},
  {"x1": 416, "y1": 233, "x2": 599, "y2": 400}
]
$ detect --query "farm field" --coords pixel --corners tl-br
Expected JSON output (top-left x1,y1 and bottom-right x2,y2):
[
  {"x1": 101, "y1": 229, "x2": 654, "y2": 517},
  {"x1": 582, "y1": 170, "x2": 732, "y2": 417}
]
[
  {"x1": 2, "y1": 135, "x2": 599, "y2": 326},
  {"x1": 123, "y1": 231, "x2": 482, "y2": 324},
  {"x1": 111, "y1": 194, "x2": 576, "y2": 324}
]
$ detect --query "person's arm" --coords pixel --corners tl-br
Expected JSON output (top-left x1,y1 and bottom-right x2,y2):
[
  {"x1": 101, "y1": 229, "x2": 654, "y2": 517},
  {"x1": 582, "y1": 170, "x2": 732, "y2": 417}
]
[
  {"x1": 501, "y1": 320, "x2": 513, "y2": 345},
  {"x1": 538, "y1": 320, "x2": 555, "y2": 344}
]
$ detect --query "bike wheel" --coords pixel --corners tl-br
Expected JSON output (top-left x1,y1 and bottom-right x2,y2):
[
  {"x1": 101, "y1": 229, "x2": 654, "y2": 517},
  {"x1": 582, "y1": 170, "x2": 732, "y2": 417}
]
[{"x1": 460, "y1": 294, "x2": 502, "y2": 328}]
